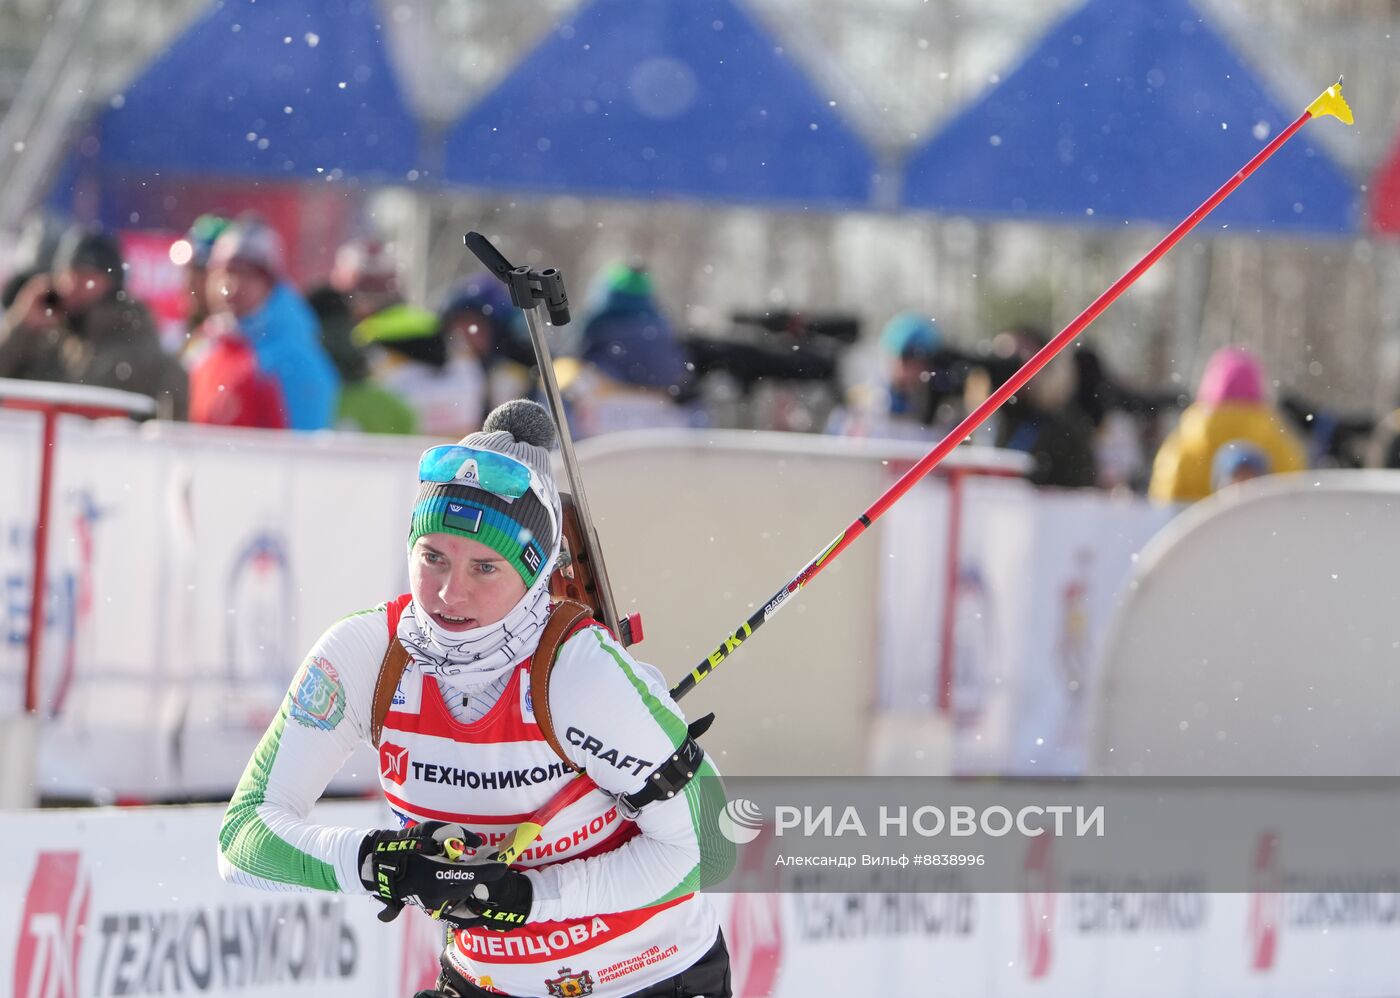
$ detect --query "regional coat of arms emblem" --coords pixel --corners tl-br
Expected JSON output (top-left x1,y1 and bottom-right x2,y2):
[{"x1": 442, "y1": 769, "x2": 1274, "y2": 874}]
[{"x1": 544, "y1": 966, "x2": 595, "y2": 997}]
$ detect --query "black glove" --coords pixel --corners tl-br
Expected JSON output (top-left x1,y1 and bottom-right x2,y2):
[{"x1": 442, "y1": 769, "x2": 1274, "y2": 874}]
[
  {"x1": 450, "y1": 864, "x2": 535, "y2": 931},
  {"x1": 358, "y1": 821, "x2": 494, "y2": 922}
]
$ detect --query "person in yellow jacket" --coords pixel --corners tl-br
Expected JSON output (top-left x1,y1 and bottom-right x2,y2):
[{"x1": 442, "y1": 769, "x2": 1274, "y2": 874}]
[{"x1": 1149, "y1": 346, "x2": 1306, "y2": 502}]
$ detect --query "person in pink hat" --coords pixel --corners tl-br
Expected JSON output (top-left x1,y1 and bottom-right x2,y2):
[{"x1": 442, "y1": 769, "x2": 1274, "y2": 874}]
[{"x1": 1149, "y1": 345, "x2": 1305, "y2": 501}]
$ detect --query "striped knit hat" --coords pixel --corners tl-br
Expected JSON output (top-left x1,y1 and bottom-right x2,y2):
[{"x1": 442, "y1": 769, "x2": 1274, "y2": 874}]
[{"x1": 409, "y1": 400, "x2": 560, "y2": 587}]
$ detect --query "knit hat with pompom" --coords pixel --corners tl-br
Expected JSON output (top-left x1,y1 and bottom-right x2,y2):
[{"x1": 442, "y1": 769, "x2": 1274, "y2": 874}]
[{"x1": 408, "y1": 400, "x2": 560, "y2": 586}]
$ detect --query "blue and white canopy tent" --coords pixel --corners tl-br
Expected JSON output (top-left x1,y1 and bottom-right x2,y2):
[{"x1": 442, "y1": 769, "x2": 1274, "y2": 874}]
[
  {"x1": 441, "y1": 0, "x2": 877, "y2": 208},
  {"x1": 901, "y1": 0, "x2": 1358, "y2": 236},
  {"x1": 895, "y1": 0, "x2": 1360, "y2": 382},
  {"x1": 94, "y1": 0, "x2": 421, "y2": 182}
]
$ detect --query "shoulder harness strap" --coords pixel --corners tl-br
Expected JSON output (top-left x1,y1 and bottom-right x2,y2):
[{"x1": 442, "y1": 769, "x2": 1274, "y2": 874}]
[
  {"x1": 530, "y1": 600, "x2": 593, "y2": 770},
  {"x1": 371, "y1": 639, "x2": 411, "y2": 749},
  {"x1": 371, "y1": 595, "x2": 415, "y2": 748}
]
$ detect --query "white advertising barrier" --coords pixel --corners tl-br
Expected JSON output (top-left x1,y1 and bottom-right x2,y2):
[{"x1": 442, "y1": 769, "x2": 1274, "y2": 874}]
[
  {"x1": 138, "y1": 422, "x2": 416, "y2": 798},
  {"x1": 1092, "y1": 471, "x2": 1400, "y2": 776},
  {"x1": 0, "y1": 410, "x2": 43, "y2": 718},
  {"x1": 0, "y1": 410, "x2": 44, "y2": 809},
  {"x1": 8, "y1": 800, "x2": 1400, "y2": 998},
  {"x1": 0, "y1": 415, "x2": 421, "y2": 800},
  {"x1": 0, "y1": 801, "x2": 449, "y2": 998},
  {"x1": 875, "y1": 474, "x2": 1174, "y2": 777},
  {"x1": 983, "y1": 488, "x2": 1175, "y2": 778},
  {"x1": 716, "y1": 803, "x2": 1400, "y2": 998}
]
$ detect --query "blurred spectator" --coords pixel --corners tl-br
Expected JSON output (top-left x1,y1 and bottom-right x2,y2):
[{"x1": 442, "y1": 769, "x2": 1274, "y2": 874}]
[
  {"x1": 306, "y1": 285, "x2": 417, "y2": 434},
  {"x1": 1073, "y1": 346, "x2": 1147, "y2": 490},
  {"x1": 1093, "y1": 408, "x2": 1148, "y2": 490},
  {"x1": 187, "y1": 316, "x2": 287, "y2": 429},
  {"x1": 988, "y1": 328, "x2": 1096, "y2": 488},
  {"x1": 0, "y1": 226, "x2": 187, "y2": 418},
  {"x1": 1, "y1": 268, "x2": 72, "y2": 383},
  {"x1": 327, "y1": 238, "x2": 481, "y2": 436},
  {"x1": 1149, "y1": 346, "x2": 1305, "y2": 502},
  {"x1": 880, "y1": 312, "x2": 943, "y2": 419},
  {"x1": 1, "y1": 214, "x2": 63, "y2": 319},
  {"x1": 355, "y1": 303, "x2": 484, "y2": 437},
  {"x1": 1073, "y1": 347, "x2": 1114, "y2": 428},
  {"x1": 1211, "y1": 439, "x2": 1271, "y2": 491},
  {"x1": 331, "y1": 237, "x2": 400, "y2": 323},
  {"x1": 205, "y1": 218, "x2": 339, "y2": 430},
  {"x1": 171, "y1": 214, "x2": 231, "y2": 346},
  {"x1": 964, "y1": 325, "x2": 1040, "y2": 448},
  {"x1": 439, "y1": 274, "x2": 534, "y2": 409},
  {"x1": 1364, "y1": 395, "x2": 1400, "y2": 470},
  {"x1": 829, "y1": 312, "x2": 950, "y2": 441},
  {"x1": 1286, "y1": 396, "x2": 1376, "y2": 470},
  {"x1": 188, "y1": 220, "x2": 287, "y2": 430},
  {"x1": 564, "y1": 262, "x2": 696, "y2": 438}
]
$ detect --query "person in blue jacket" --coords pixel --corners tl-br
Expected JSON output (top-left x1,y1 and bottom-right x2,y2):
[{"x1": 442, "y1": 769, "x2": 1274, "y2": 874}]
[{"x1": 206, "y1": 218, "x2": 339, "y2": 430}]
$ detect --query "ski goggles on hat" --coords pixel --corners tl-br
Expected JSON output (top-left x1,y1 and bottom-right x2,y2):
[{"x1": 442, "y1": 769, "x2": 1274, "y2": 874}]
[{"x1": 418, "y1": 445, "x2": 533, "y2": 499}]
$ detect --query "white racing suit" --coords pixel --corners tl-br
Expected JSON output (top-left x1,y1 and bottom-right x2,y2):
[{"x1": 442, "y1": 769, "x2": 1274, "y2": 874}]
[{"x1": 219, "y1": 595, "x2": 731, "y2": 997}]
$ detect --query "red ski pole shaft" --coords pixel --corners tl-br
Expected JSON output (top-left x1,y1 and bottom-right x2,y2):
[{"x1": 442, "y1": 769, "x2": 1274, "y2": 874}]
[{"x1": 489, "y1": 82, "x2": 1352, "y2": 869}]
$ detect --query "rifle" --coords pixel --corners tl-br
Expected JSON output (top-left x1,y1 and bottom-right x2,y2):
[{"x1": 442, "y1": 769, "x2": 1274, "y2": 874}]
[{"x1": 463, "y1": 233, "x2": 641, "y2": 647}]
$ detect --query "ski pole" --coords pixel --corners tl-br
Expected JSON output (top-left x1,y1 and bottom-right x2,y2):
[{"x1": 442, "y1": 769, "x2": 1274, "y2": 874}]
[{"x1": 487, "y1": 79, "x2": 1354, "y2": 868}]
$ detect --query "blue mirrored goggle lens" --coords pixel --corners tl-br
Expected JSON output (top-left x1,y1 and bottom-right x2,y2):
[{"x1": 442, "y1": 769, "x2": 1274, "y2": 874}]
[{"x1": 418, "y1": 445, "x2": 532, "y2": 499}]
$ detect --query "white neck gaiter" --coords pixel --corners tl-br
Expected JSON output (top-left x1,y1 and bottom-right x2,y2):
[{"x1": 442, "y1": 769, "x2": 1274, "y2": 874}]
[{"x1": 397, "y1": 578, "x2": 553, "y2": 697}]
